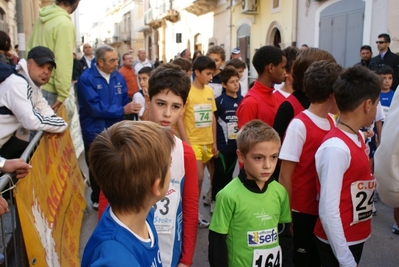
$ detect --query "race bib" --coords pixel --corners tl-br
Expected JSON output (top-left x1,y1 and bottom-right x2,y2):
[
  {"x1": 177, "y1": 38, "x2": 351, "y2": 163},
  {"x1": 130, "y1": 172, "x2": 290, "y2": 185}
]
[
  {"x1": 350, "y1": 179, "x2": 376, "y2": 225},
  {"x1": 153, "y1": 190, "x2": 178, "y2": 234},
  {"x1": 194, "y1": 104, "x2": 212, "y2": 128},
  {"x1": 227, "y1": 122, "x2": 239, "y2": 140},
  {"x1": 252, "y1": 246, "x2": 281, "y2": 267}
]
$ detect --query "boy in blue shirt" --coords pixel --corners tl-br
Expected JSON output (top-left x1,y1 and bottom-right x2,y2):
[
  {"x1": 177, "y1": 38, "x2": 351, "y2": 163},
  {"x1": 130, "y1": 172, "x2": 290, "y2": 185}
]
[
  {"x1": 211, "y1": 66, "x2": 243, "y2": 213},
  {"x1": 376, "y1": 65, "x2": 395, "y2": 122},
  {"x1": 82, "y1": 121, "x2": 175, "y2": 267}
]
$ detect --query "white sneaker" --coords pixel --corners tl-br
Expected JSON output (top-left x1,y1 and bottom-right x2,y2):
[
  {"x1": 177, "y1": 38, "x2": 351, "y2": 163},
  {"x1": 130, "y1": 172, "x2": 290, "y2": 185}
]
[
  {"x1": 203, "y1": 187, "x2": 212, "y2": 206},
  {"x1": 198, "y1": 214, "x2": 210, "y2": 228},
  {"x1": 210, "y1": 201, "x2": 215, "y2": 214},
  {"x1": 92, "y1": 202, "x2": 99, "y2": 211},
  {"x1": 372, "y1": 203, "x2": 377, "y2": 216}
]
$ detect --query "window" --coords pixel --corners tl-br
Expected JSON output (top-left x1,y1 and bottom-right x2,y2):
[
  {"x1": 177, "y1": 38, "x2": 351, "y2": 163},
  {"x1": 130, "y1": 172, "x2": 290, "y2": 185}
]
[
  {"x1": 272, "y1": 0, "x2": 280, "y2": 13},
  {"x1": 0, "y1": 8, "x2": 5, "y2": 21}
]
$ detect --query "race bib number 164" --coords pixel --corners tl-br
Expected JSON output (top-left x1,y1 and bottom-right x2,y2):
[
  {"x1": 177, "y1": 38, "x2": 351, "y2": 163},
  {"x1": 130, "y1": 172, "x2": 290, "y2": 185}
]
[{"x1": 252, "y1": 246, "x2": 281, "y2": 267}]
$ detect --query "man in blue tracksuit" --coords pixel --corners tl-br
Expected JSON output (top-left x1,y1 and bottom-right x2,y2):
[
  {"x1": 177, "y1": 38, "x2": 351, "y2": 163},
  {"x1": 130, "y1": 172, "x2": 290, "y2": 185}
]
[{"x1": 77, "y1": 45, "x2": 138, "y2": 210}]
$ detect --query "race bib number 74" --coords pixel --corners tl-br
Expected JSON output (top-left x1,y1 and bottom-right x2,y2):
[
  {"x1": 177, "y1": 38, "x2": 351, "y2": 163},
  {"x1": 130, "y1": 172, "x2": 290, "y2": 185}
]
[
  {"x1": 350, "y1": 179, "x2": 375, "y2": 225},
  {"x1": 252, "y1": 246, "x2": 281, "y2": 267},
  {"x1": 194, "y1": 104, "x2": 212, "y2": 128}
]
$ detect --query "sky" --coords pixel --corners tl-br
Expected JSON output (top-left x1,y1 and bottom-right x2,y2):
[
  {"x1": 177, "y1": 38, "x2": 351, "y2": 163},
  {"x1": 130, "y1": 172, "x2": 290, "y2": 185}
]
[{"x1": 78, "y1": 0, "x2": 109, "y2": 33}]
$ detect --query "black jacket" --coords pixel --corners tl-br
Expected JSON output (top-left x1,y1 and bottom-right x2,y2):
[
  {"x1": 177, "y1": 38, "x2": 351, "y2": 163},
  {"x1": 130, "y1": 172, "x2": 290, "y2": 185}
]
[
  {"x1": 354, "y1": 60, "x2": 370, "y2": 68},
  {"x1": 369, "y1": 48, "x2": 399, "y2": 91},
  {"x1": 73, "y1": 56, "x2": 91, "y2": 81}
]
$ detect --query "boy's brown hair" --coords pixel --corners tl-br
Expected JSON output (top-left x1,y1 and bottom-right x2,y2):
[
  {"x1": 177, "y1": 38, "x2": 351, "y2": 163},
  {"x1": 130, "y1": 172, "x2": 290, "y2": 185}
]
[
  {"x1": 172, "y1": 58, "x2": 192, "y2": 73},
  {"x1": 304, "y1": 60, "x2": 343, "y2": 103},
  {"x1": 206, "y1": 45, "x2": 226, "y2": 61},
  {"x1": 292, "y1": 48, "x2": 336, "y2": 93},
  {"x1": 225, "y1": 59, "x2": 246, "y2": 70},
  {"x1": 236, "y1": 120, "x2": 280, "y2": 156},
  {"x1": 283, "y1": 46, "x2": 299, "y2": 74},
  {"x1": 334, "y1": 65, "x2": 382, "y2": 112},
  {"x1": 219, "y1": 66, "x2": 239, "y2": 85},
  {"x1": 148, "y1": 63, "x2": 191, "y2": 104},
  {"x1": 89, "y1": 121, "x2": 175, "y2": 213}
]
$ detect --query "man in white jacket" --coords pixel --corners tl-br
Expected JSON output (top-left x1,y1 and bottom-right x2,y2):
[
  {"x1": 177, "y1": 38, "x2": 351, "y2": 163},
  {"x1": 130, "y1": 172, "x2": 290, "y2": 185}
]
[{"x1": 0, "y1": 46, "x2": 68, "y2": 159}]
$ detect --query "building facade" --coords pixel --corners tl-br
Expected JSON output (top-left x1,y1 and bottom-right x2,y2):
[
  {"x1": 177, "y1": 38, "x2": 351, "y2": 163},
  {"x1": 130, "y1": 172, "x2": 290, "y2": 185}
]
[
  {"x1": 83, "y1": 0, "x2": 144, "y2": 60},
  {"x1": 296, "y1": 0, "x2": 399, "y2": 67}
]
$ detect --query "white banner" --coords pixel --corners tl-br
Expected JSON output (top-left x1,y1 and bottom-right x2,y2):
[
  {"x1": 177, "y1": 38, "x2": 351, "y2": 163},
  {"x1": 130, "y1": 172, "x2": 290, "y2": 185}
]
[{"x1": 64, "y1": 85, "x2": 84, "y2": 158}]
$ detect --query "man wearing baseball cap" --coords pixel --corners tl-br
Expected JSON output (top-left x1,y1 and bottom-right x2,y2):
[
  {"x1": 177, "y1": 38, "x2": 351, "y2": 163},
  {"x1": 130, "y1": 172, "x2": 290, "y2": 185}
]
[
  {"x1": 0, "y1": 46, "x2": 67, "y2": 159},
  {"x1": 27, "y1": 46, "x2": 57, "y2": 68}
]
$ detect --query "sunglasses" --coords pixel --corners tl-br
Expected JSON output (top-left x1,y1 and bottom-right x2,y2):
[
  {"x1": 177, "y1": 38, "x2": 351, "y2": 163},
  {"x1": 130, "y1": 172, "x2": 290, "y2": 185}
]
[{"x1": 376, "y1": 41, "x2": 387, "y2": 44}]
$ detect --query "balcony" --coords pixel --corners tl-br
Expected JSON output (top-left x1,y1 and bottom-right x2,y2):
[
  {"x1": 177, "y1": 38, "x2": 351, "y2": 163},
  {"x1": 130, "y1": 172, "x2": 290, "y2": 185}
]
[
  {"x1": 158, "y1": 0, "x2": 180, "y2": 23},
  {"x1": 182, "y1": 0, "x2": 217, "y2": 16},
  {"x1": 121, "y1": 32, "x2": 131, "y2": 43},
  {"x1": 144, "y1": 8, "x2": 162, "y2": 29}
]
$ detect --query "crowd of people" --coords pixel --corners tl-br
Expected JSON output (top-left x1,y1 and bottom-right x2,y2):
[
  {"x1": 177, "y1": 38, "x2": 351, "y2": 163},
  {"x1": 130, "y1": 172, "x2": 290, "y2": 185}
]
[
  {"x1": 79, "y1": 38, "x2": 399, "y2": 267},
  {"x1": 1, "y1": 0, "x2": 399, "y2": 266}
]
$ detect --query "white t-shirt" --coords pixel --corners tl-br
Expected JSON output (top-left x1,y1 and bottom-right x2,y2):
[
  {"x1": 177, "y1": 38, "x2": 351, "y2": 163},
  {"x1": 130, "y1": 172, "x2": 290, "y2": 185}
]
[
  {"x1": 132, "y1": 90, "x2": 146, "y2": 119},
  {"x1": 315, "y1": 130, "x2": 368, "y2": 267},
  {"x1": 279, "y1": 110, "x2": 335, "y2": 162},
  {"x1": 109, "y1": 207, "x2": 154, "y2": 247}
]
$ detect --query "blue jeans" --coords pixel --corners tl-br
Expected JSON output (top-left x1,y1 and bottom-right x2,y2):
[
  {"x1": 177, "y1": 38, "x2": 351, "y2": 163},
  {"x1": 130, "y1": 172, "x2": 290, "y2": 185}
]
[{"x1": 42, "y1": 90, "x2": 58, "y2": 106}]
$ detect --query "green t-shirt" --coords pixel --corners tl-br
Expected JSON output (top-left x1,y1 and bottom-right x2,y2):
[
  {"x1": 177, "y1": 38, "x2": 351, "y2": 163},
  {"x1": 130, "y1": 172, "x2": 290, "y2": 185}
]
[{"x1": 209, "y1": 178, "x2": 291, "y2": 267}]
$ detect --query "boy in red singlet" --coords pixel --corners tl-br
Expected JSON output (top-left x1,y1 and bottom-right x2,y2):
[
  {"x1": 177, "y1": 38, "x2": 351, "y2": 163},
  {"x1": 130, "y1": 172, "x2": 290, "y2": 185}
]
[{"x1": 314, "y1": 66, "x2": 382, "y2": 267}]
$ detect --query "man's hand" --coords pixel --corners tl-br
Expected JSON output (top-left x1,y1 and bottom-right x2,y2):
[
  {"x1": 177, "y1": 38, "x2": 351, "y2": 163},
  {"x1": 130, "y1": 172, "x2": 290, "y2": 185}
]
[
  {"x1": 177, "y1": 263, "x2": 190, "y2": 267},
  {"x1": 212, "y1": 143, "x2": 219, "y2": 158},
  {"x1": 0, "y1": 197, "x2": 9, "y2": 215},
  {"x1": 3, "y1": 159, "x2": 32, "y2": 179},
  {"x1": 52, "y1": 100, "x2": 62, "y2": 113},
  {"x1": 124, "y1": 102, "x2": 142, "y2": 114}
]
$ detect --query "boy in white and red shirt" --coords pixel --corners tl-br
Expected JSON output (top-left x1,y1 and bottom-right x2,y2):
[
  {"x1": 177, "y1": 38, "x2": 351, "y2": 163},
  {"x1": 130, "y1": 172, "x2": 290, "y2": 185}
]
[
  {"x1": 279, "y1": 61, "x2": 342, "y2": 267},
  {"x1": 314, "y1": 65, "x2": 382, "y2": 267}
]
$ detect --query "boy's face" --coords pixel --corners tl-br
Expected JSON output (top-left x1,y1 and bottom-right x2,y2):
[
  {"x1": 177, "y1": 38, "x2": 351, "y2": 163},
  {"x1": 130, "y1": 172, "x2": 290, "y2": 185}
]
[
  {"x1": 237, "y1": 141, "x2": 280, "y2": 189},
  {"x1": 148, "y1": 90, "x2": 185, "y2": 128},
  {"x1": 237, "y1": 67, "x2": 245, "y2": 79},
  {"x1": 139, "y1": 73, "x2": 150, "y2": 89},
  {"x1": 208, "y1": 53, "x2": 224, "y2": 70},
  {"x1": 195, "y1": 69, "x2": 214, "y2": 85},
  {"x1": 270, "y1": 56, "x2": 287, "y2": 85},
  {"x1": 381, "y1": 74, "x2": 393, "y2": 91},
  {"x1": 222, "y1": 76, "x2": 240, "y2": 94}
]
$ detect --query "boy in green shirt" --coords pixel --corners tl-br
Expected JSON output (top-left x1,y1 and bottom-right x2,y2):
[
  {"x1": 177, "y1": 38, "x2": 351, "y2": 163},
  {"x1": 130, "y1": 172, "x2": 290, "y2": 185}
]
[{"x1": 209, "y1": 120, "x2": 292, "y2": 267}]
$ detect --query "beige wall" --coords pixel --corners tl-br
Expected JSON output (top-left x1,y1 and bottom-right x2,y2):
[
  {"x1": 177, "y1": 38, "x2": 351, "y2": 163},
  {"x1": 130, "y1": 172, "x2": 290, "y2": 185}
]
[
  {"x1": 388, "y1": 0, "x2": 399, "y2": 53},
  {"x1": 0, "y1": 0, "x2": 17, "y2": 46},
  {"x1": 229, "y1": 0, "x2": 295, "y2": 78},
  {"x1": 161, "y1": 10, "x2": 214, "y2": 62}
]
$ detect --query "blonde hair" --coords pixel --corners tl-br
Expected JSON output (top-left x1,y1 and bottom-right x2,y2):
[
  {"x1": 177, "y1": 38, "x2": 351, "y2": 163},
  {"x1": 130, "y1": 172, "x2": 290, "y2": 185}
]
[
  {"x1": 236, "y1": 120, "x2": 280, "y2": 156},
  {"x1": 89, "y1": 121, "x2": 175, "y2": 213}
]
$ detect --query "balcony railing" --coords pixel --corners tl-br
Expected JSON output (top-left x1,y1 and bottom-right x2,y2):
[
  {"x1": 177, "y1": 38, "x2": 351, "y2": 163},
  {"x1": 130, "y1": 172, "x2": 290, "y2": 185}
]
[{"x1": 144, "y1": 8, "x2": 162, "y2": 29}]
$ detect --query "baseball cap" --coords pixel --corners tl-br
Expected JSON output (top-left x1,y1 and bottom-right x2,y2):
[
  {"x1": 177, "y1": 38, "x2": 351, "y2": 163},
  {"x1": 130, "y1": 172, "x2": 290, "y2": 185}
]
[
  {"x1": 27, "y1": 46, "x2": 57, "y2": 68},
  {"x1": 232, "y1": 47, "x2": 241, "y2": 54}
]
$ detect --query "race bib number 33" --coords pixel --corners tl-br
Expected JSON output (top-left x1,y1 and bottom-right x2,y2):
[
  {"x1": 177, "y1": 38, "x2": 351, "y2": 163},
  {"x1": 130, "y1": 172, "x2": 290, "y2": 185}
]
[
  {"x1": 194, "y1": 104, "x2": 212, "y2": 128},
  {"x1": 252, "y1": 246, "x2": 281, "y2": 267},
  {"x1": 350, "y1": 179, "x2": 375, "y2": 225}
]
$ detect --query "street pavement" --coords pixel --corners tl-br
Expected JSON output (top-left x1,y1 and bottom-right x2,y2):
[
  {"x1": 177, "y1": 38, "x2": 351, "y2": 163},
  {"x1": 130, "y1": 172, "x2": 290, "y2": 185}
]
[{"x1": 79, "y1": 161, "x2": 399, "y2": 267}]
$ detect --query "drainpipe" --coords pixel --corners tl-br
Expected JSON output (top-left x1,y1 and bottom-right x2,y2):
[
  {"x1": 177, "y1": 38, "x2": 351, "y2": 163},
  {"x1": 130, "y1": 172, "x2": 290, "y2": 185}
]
[
  {"x1": 292, "y1": 0, "x2": 298, "y2": 47},
  {"x1": 16, "y1": 0, "x2": 26, "y2": 59}
]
